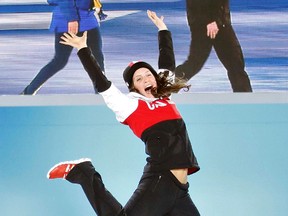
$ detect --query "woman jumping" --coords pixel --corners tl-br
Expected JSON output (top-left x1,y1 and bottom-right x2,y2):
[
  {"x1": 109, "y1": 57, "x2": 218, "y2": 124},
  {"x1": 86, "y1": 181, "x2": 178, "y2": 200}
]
[{"x1": 47, "y1": 10, "x2": 201, "y2": 216}]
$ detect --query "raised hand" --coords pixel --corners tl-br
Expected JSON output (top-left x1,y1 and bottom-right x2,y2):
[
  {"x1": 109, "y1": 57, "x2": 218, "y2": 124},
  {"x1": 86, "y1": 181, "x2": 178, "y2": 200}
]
[
  {"x1": 60, "y1": 31, "x2": 88, "y2": 50},
  {"x1": 147, "y1": 10, "x2": 168, "y2": 31}
]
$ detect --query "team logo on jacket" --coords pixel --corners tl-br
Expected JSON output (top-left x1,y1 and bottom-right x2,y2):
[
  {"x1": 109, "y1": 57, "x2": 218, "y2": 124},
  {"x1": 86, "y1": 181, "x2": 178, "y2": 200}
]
[{"x1": 145, "y1": 101, "x2": 167, "y2": 110}]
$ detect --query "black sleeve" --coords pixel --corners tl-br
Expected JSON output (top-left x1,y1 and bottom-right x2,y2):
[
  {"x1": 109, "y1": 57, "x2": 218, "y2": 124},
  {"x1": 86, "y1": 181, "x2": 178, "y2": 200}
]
[
  {"x1": 77, "y1": 47, "x2": 111, "y2": 93},
  {"x1": 158, "y1": 30, "x2": 175, "y2": 71}
]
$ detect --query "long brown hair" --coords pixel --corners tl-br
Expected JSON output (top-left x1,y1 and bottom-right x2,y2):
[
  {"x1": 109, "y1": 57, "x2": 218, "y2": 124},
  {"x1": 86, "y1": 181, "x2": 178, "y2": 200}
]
[{"x1": 129, "y1": 70, "x2": 191, "y2": 98}]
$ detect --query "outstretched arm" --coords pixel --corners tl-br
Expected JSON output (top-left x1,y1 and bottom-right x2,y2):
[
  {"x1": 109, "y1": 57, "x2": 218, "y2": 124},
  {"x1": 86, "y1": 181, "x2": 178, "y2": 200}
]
[
  {"x1": 60, "y1": 32, "x2": 111, "y2": 92},
  {"x1": 147, "y1": 10, "x2": 168, "y2": 31},
  {"x1": 60, "y1": 32, "x2": 87, "y2": 50},
  {"x1": 147, "y1": 10, "x2": 175, "y2": 72}
]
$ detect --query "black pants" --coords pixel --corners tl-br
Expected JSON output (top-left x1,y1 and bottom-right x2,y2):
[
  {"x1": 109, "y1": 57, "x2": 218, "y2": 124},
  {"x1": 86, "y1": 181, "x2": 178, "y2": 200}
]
[
  {"x1": 175, "y1": 24, "x2": 252, "y2": 92},
  {"x1": 66, "y1": 161, "x2": 200, "y2": 216}
]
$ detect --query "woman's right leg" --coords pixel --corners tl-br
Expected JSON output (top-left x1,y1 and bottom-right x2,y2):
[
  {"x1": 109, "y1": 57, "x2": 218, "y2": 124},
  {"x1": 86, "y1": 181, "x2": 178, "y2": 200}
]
[
  {"x1": 49, "y1": 161, "x2": 198, "y2": 216},
  {"x1": 175, "y1": 25, "x2": 212, "y2": 81},
  {"x1": 22, "y1": 33, "x2": 73, "y2": 95}
]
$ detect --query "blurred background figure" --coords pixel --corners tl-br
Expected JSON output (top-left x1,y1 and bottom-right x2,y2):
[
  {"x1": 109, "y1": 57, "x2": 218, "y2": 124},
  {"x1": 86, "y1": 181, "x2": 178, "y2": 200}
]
[
  {"x1": 93, "y1": 0, "x2": 108, "y2": 21},
  {"x1": 21, "y1": 0, "x2": 106, "y2": 95},
  {"x1": 175, "y1": 0, "x2": 253, "y2": 92}
]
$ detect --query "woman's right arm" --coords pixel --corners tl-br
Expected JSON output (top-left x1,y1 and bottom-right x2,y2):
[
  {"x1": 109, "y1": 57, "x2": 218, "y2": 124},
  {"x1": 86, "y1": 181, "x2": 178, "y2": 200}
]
[
  {"x1": 77, "y1": 47, "x2": 112, "y2": 92},
  {"x1": 78, "y1": 47, "x2": 138, "y2": 122},
  {"x1": 78, "y1": 48, "x2": 138, "y2": 122},
  {"x1": 60, "y1": 32, "x2": 137, "y2": 122},
  {"x1": 60, "y1": 32, "x2": 111, "y2": 92}
]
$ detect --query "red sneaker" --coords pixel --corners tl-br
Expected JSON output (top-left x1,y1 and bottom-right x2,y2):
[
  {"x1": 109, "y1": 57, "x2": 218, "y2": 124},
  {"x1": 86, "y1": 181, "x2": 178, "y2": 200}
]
[{"x1": 47, "y1": 158, "x2": 91, "y2": 179}]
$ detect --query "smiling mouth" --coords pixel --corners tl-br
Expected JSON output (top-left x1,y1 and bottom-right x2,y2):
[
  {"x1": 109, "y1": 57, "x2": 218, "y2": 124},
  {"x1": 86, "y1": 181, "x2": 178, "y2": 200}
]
[{"x1": 145, "y1": 86, "x2": 153, "y2": 92}]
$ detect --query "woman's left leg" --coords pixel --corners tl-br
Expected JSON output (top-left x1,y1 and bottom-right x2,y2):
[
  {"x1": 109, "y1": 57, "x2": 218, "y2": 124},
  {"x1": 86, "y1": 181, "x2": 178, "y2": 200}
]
[
  {"x1": 124, "y1": 171, "x2": 200, "y2": 216},
  {"x1": 164, "y1": 171, "x2": 200, "y2": 216},
  {"x1": 214, "y1": 25, "x2": 252, "y2": 92}
]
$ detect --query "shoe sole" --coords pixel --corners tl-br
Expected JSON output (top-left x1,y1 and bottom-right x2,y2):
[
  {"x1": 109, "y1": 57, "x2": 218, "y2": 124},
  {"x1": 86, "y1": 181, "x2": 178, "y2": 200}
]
[{"x1": 47, "y1": 158, "x2": 92, "y2": 179}]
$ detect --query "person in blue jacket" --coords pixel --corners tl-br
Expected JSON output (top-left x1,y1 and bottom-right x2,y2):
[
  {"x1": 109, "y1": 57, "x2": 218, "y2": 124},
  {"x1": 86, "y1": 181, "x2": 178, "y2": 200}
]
[
  {"x1": 47, "y1": 10, "x2": 201, "y2": 216},
  {"x1": 21, "y1": 0, "x2": 105, "y2": 95}
]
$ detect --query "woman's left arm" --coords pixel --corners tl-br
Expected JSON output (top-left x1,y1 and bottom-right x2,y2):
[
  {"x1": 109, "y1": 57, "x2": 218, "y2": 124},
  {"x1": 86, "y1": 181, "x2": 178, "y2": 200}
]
[
  {"x1": 158, "y1": 30, "x2": 175, "y2": 72},
  {"x1": 147, "y1": 10, "x2": 175, "y2": 71}
]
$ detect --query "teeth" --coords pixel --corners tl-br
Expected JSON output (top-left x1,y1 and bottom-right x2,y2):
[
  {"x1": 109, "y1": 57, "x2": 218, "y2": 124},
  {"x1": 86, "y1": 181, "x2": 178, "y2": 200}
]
[{"x1": 145, "y1": 86, "x2": 152, "y2": 91}]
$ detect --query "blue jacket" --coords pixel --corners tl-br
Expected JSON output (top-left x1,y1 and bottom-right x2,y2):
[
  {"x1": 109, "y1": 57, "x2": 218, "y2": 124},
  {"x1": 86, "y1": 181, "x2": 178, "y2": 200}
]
[{"x1": 48, "y1": 0, "x2": 99, "y2": 33}]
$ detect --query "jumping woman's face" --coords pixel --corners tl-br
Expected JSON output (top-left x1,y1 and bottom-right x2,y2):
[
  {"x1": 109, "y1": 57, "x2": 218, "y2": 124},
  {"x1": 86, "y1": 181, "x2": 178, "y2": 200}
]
[{"x1": 132, "y1": 67, "x2": 157, "y2": 98}]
